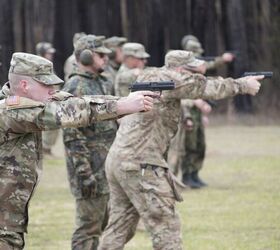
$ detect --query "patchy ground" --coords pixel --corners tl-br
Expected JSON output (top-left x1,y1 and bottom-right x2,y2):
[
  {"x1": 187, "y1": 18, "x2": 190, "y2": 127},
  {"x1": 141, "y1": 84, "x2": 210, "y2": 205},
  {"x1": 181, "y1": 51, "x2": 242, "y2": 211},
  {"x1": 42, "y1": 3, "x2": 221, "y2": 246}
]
[{"x1": 25, "y1": 125, "x2": 280, "y2": 250}]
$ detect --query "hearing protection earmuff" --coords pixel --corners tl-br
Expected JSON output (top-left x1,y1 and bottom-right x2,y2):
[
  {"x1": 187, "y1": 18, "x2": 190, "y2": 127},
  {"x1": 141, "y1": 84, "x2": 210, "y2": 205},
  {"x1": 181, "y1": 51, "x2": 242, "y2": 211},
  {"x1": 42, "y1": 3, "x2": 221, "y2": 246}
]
[{"x1": 80, "y1": 49, "x2": 94, "y2": 66}]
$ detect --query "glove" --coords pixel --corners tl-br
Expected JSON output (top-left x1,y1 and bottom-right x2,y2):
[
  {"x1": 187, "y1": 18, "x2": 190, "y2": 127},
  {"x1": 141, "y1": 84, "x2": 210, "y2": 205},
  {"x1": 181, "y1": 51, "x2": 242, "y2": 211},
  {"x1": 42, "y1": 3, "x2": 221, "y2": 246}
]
[{"x1": 78, "y1": 173, "x2": 97, "y2": 198}]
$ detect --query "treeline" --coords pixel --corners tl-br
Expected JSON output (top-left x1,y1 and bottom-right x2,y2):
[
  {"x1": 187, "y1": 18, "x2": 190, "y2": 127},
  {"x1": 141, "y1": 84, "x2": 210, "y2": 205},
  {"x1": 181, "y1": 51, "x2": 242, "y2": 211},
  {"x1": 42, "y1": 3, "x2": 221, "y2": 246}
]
[{"x1": 0, "y1": 0, "x2": 279, "y2": 112}]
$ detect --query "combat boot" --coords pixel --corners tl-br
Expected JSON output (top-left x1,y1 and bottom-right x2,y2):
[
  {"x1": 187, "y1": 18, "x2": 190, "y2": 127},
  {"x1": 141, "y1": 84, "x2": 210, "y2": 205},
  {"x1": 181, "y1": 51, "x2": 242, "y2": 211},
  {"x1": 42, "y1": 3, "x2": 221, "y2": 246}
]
[
  {"x1": 191, "y1": 171, "x2": 207, "y2": 187},
  {"x1": 182, "y1": 173, "x2": 201, "y2": 189}
]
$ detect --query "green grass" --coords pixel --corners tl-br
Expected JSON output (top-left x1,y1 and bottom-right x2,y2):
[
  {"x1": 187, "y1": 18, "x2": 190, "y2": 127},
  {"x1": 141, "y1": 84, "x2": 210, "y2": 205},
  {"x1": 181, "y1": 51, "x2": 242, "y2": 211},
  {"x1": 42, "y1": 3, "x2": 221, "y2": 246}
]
[{"x1": 25, "y1": 125, "x2": 280, "y2": 250}]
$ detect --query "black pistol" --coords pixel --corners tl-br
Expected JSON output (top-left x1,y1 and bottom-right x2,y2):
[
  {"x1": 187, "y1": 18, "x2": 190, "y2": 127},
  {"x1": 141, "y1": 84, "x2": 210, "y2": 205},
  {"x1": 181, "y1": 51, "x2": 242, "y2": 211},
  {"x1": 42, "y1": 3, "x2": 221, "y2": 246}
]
[
  {"x1": 243, "y1": 72, "x2": 273, "y2": 78},
  {"x1": 129, "y1": 81, "x2": 175, "y2": 95}
]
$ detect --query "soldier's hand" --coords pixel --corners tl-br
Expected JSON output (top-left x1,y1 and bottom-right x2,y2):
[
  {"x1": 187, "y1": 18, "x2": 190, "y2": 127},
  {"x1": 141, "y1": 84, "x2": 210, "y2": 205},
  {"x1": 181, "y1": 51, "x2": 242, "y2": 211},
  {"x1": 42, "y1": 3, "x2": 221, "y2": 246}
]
[
  {"x1": 194, "y1": 99, "x2": 212, "y2": 114},
  {"x1": 78, "y1": 174, "x2": 97, "y2": 198},
  {"x1": 222, "y1": 52, "x2": 235, "y2": 63},
  {"x1": 183, "y1": 118, "x2": 194, "y2": 131},
  {"x1": 243, "y1": 75, "x2": 263, "y2": 95},
  {"x1": 202, "y1": 115, "x2": 210, "y2": 127},
  {"x1": 117, "y1": 91, "x2": 159, "y2": 114}
]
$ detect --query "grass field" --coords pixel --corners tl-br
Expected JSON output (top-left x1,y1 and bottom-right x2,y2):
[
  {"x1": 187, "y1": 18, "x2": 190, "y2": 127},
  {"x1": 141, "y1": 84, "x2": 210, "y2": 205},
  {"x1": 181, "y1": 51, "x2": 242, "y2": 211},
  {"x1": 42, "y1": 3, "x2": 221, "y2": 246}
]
[{"x1": 25, "y1": 125, "x2": 280, "y2": 250}]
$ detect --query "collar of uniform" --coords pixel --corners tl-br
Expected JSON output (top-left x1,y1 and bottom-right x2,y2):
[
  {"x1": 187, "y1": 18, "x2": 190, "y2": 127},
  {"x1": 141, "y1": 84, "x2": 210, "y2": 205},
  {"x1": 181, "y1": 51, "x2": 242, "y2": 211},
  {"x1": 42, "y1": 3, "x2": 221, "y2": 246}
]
[
  {"x1": 109, "y1": 60, "x2": 120, "y2": 71},
  {"x1": 0, "y1": 82, "x2": 11, "y2": 100},
  {"x1": 70, "y1": 69, "x2": 99, "y2": 79}
]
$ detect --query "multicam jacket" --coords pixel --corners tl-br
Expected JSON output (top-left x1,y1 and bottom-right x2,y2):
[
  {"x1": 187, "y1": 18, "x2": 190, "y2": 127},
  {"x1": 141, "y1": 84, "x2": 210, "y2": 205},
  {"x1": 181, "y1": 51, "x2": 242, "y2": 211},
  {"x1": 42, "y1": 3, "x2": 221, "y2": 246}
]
[
  {"x1": 108, "y1": 66, "x2": 249, "y2": 169},
  {"x1": 0, "y1": 83, "x2": 119, "y2": 233}
]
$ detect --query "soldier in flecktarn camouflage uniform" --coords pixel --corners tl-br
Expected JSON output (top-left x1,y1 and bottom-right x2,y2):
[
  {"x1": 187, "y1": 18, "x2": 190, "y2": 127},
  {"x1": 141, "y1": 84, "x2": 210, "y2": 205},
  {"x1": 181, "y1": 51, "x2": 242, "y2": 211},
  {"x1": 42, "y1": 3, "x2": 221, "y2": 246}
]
[
  {"x1": 102, "y1": 36, "x2": 127, "y2": 89},
  {"x1": 62, "y1": 35, "x2": 118, "y2": 250},
  {"x1": 115, "y1": 42, "x2": 150, "y2": 97},
  {"x1": 98, "y1": 50, "x2": 262, "y2": 250},
  {"x1": 0, "y1": 52, "x2": 156, "y2": 250},
  {"x1": 64, "y1": 32, "x2": 86, "y2": 82},
  {"x1": 168, "y1": 35, "x2": 235, "y2": 188}
]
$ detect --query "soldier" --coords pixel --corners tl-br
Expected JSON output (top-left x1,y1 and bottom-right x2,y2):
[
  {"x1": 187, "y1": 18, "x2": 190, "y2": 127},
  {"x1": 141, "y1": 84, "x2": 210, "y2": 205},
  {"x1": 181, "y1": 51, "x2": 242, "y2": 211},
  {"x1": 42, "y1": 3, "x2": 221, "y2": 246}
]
[
  {"x1": 169, "y1": 35, "x2": 235, "y2": 188},
  {"x1": 36, "y1": 42, "x2": 60, "y2": 156},
  {"x1": 62, "y1": 34, "x2": 118, "y2": 250},
  {"x1": 102, "y1": 36, "x2": 127, "y2": 87},
  {"x1": 115, "y1": 42, "x2": 150, "y2": 97},
  {"x1": 0, "y1": 52, "x2": 156, "y2": 250},
  {"x1": 98, "y1": 50, "x2": 263, "y2": 250},
  {"x1": 181, "y1": 35, "x2": 235, "y2": 70},
  {"x1": 64, "y1": 32, "x2": 86, "y2": 82}
]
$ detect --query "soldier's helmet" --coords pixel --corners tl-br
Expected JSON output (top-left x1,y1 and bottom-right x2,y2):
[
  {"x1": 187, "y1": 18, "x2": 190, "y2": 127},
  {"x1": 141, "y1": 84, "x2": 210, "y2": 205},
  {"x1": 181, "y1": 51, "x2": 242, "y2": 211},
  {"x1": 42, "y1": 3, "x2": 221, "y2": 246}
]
[
  {"x1": 36, "y1": 42, "x2": 56, "y2": 57},
  {"x1": 122, "y1": 43, "x2": 150, "y2": 59}
]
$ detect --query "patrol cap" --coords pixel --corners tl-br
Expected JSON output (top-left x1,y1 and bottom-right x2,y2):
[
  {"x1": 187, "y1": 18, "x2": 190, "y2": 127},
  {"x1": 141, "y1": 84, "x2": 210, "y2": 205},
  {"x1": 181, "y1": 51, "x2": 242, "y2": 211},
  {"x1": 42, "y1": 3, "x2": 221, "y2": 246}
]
[
  {"x1": 74, "y1": 34, "x2": 112, "y2": 55},
  {"x1": 73, "y1": 32, "x2": 86, "y2": 47},
  {"x1": 104, "y1": 36, "x2": 127, "y2": 49},
  {"x1": 122, "y1": 43, "x2": 150, "y2": 59},
  {"x1": 165, "y1": 50, "x2": 205, "y2": 68},
  {"x1": 9, "y1": 52, "x2": 63, "y2": 85},
  {"x1": 184, "y1": 40, "x2": 204, "y2": 55},
  {"x1": 35, "y1": 42, "x2": 56, "y2": 56},
  {"x1": 181, "y1": 35, "x2": 199, "y2": 49}
]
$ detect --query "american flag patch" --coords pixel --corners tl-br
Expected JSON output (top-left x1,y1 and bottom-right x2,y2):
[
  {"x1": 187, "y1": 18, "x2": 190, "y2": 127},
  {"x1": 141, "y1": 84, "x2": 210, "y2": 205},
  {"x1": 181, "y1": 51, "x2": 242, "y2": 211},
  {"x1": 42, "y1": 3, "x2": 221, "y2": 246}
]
[{"x1": 6, "y1": 96, "x2": 20, "y2": 106}]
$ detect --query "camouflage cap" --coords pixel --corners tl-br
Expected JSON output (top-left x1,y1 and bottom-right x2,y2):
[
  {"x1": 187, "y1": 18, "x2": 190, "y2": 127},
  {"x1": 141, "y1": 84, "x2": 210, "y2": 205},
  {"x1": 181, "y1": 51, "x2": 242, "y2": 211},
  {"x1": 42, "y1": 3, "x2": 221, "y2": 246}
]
[
  {"x1": 74, "y1": 34, "x2": 112, "y2": 55},
  {"x1": 104, "y1": 36, "x2": 127, "y2": 49},
  {"x1": 36, "y1": 42, "x2": 56, "y2": 56},
  {"x1": 184, "y1": 40, "x2": 204, "y2": 55},
  {"x1": 122, "y1": 43, "x2": 150, "y2": 59},
  {"x1": 165, "y1": 50, "x2": 205, "y2": 68},
  {"x1": 73, "y1": 32, "x2": 86, "y2": 47},
  {"x1": 181, "y1": 35, "x2": 199, "y2": 48},
  {"x1": 9, "y1": 52, "x2": 63, "y2": 85}
]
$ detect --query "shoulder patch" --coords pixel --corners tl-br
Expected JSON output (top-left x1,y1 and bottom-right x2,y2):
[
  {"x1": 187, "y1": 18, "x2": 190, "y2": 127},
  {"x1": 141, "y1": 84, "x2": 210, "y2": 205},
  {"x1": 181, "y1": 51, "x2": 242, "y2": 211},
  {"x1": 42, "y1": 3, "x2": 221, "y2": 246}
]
[
  {"x1": 6, "y1": 96, "x2": 20, "y2": 106},
  {"x1": 6, "y1": 97, "x2": 44, "y2": 110}
]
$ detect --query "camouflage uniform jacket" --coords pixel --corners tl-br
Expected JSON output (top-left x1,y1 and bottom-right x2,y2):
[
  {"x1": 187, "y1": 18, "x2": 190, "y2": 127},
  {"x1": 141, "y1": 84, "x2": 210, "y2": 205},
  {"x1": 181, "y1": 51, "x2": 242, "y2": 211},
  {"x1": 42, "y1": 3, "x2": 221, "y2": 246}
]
[
  {"x1": 64, "y1": 54, "x2": 77, "y2": 81},
  {"x1": 108, "y1": 66, "x2": 249, "y2": 169},
  {"x1": 102, "y1": 60, "x2": 120, "y2": 90},
  {"x1": 0, "y1": 83, "x2": 120, "y2": 233},
  {"x1": 62, "y1": 70, "x2": 118, "y2": 197},
  {"x1": 205, "y1": 56, "x2": 225, "y2": 71},
  {"x1": 115, "y1": 64, "x2": 140, "y2": 97}
]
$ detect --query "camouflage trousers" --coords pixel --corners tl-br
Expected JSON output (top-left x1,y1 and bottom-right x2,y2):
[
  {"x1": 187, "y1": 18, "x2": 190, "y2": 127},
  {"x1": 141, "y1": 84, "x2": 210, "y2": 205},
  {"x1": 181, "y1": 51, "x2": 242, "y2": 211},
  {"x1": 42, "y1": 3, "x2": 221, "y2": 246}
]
[
  {"x1": 98, "y1": 154, "x2": 183, "y2": 250},
  {"x1": 42, "y1": 129, "x2": 59, "y2": 150},
  {"x1": 72, "y1": 194, "x2": 109, "y2": 250},
  {"x1": 0, "y1": 229, "x2": 24, "y2": 250},
  {"x1": 169, "y1": 109, "x2": 205, "y2": 176}
]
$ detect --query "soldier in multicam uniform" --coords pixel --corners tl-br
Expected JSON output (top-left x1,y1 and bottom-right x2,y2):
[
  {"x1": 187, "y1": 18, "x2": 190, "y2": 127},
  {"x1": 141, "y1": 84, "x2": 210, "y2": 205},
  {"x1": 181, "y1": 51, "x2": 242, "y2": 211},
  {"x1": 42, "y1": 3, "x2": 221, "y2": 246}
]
[
  {"x1": 115, "y1": 42, "x2": 150, "y2": 97},
  {"x1": 98, "y1": 50, "x2": 263, "y2": 250},
  {"x1": 0, "y1": 52, "x2": 156, "y2": 250},
  {"x1": 169, "y1": 35, "x2": 235, "y2": 188},
  {"x1": 35, "y1": 42, "x2": 61, "y2": 157},
  {"x1": 62, "y1": 34, "x2": 120, "y2": 250},
  {"x1": 102, "y1": 36, "x2": 127, "y2": 88},
  {"x1": 64, "y1": 32, "x2": 87, "y2": 82}
]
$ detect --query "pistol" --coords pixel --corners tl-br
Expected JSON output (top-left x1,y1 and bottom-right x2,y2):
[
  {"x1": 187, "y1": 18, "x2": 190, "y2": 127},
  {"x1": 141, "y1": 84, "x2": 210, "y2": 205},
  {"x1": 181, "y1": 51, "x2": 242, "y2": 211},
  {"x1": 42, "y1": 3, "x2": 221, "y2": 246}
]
[
  {"x1": 243, "y1": 72, "x2": 273, "y2": 78},
  {"x1": 196, "y1": 56, "x2": 216, "y2": 62},
  {"x1": 129, "y1": 81, "x2": 175, "y2": 94}
]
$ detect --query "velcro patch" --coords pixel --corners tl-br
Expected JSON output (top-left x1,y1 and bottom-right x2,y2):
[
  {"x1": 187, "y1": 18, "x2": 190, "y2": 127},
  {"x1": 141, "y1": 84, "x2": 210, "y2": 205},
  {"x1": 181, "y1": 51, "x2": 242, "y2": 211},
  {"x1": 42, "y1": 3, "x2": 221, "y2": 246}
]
[{"x1": 6, "y1": 96, "x2": 20, "y2": 106}]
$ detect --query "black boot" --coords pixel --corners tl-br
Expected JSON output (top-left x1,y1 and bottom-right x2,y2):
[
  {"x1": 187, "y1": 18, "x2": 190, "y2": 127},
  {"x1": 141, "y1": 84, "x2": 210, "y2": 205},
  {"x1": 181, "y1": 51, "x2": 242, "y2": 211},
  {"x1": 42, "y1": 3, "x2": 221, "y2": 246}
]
[
  {"x1": 191, "y1": 171, "x2": 207, "y2": 187},
  {"x1": 182, "y1": 173, "x2": 201, "y2": 189}
]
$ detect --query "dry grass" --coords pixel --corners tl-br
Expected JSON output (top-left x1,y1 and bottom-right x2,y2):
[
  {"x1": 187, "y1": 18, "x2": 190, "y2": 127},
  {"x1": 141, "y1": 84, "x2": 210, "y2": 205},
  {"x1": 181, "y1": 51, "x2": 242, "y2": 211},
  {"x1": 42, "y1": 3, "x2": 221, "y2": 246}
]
[{"x1": 25, "y1": 125, "x2": 280, "y2": 250}]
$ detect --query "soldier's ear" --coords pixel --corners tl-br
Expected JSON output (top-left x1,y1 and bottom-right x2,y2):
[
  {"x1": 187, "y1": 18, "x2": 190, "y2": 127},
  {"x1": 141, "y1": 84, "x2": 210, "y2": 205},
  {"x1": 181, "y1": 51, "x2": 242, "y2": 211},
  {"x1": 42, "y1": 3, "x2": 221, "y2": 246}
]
[{"x1": 19, "y1": 80, "x2": 28, "y2": 93}]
